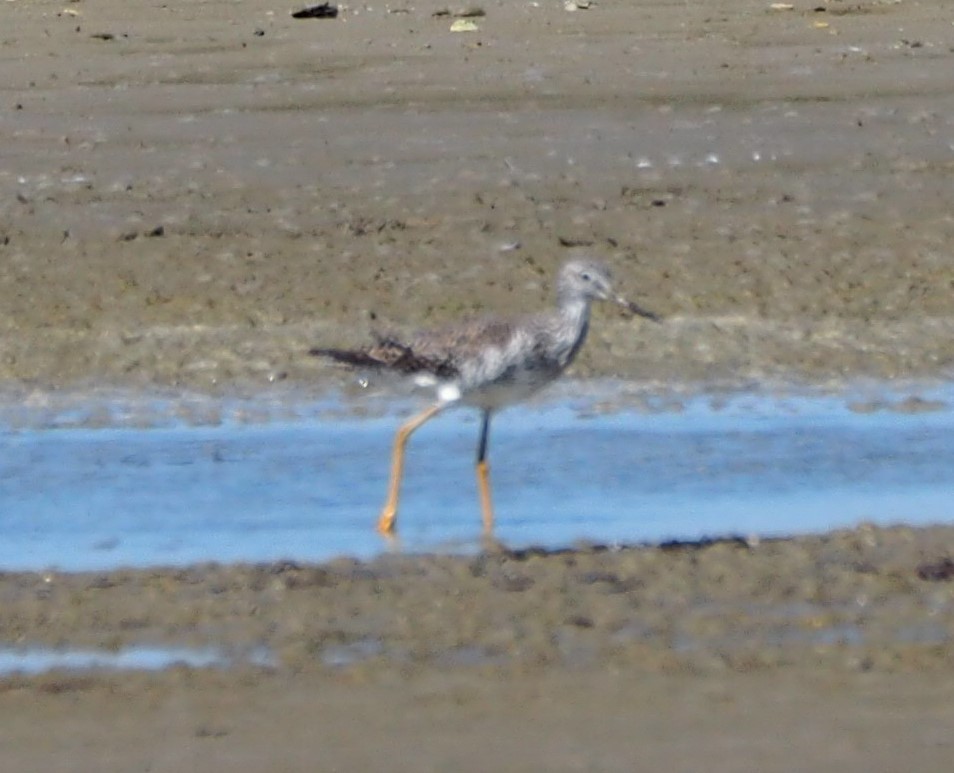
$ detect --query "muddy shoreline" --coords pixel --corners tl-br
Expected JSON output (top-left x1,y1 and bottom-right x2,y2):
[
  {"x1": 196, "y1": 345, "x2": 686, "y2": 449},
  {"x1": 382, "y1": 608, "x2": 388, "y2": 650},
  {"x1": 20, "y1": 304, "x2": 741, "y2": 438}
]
[
  {"x1": 3, "y1": 526, "x2": 954, "y2": 673},
  {"x1": 4, "y1": 1, "x2": 954, "y2": 392},
  {"x1": 2, "y1": 525, "x2": 954, "y2": 770}
]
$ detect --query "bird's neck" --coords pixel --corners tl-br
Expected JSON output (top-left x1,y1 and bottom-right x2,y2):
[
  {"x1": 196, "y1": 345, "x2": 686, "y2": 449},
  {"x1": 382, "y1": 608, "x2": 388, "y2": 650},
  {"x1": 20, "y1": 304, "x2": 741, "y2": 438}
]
[
  {"x1": 560, "y1": 295, "x2": 591, "y2": 328},
  {"x1": 557, "y1": 296, "x2": 593, "y2": 365}
]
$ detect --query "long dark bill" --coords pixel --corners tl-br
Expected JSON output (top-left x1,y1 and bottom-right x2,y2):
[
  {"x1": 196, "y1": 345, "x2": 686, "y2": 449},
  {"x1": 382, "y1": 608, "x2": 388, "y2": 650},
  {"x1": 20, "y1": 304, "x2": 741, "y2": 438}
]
[{"x1": 614, "y1": 295, "x2": 661, "y2": 323}]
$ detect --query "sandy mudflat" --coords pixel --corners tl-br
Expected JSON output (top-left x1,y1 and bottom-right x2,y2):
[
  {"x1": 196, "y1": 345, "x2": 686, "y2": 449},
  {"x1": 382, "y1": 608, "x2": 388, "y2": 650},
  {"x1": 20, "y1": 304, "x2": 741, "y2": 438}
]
[
  {"x1": 3, "y1": 0, "x2": 954, "y2": 391},
  {"x1": 2, "y1": 525, "x2": 954, "y2": 771},
  {"x1": 3, "y1": 0, "x2": 954, "y2": 769}
]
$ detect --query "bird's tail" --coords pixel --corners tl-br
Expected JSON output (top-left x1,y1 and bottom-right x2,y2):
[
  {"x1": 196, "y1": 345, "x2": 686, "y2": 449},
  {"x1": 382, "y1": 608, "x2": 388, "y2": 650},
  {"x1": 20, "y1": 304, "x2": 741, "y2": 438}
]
[
  {"x1": 311, "y1": 338, "x2": 456, "y2": 377},
  {"x1": 309, "y1": 347, "x2": 384, "y2": 368}
]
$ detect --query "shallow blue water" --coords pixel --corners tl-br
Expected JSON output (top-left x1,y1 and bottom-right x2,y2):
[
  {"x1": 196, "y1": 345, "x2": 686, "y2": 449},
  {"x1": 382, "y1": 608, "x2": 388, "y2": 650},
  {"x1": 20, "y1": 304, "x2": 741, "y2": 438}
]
[
  {"x1": 2, "y1": 388, "x2": 954, "y2": 571},
  {"x1": 0, "y1": 645, "x2": 275, "y2": 675}
]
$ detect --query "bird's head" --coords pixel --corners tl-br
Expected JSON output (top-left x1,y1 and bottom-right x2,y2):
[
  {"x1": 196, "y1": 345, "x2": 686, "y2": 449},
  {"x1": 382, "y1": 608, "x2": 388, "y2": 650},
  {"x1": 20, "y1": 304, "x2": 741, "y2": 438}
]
[{"x1": 559, "y1": 260, "x2": 660, "y2": 321}]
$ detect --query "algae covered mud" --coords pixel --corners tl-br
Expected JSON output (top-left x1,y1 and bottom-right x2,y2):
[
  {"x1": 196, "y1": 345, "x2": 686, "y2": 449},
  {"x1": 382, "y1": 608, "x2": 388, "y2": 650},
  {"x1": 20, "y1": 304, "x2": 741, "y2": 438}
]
[{"x1": 4, "y1": 0, "x2": 954, "y2": 769}]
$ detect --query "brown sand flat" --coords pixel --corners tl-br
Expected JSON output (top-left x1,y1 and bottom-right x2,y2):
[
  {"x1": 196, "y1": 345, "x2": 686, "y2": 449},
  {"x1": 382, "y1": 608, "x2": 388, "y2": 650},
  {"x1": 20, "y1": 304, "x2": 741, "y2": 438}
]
[
  {"x1": 3, "y1": 0, "x2": 954, "y2": 769},
  {"x1": 2, "y1": 668, "x2": 954, "y2": 772},
  {"x1": 2, "y1": 0, "x2": 954, "y2": 390}
]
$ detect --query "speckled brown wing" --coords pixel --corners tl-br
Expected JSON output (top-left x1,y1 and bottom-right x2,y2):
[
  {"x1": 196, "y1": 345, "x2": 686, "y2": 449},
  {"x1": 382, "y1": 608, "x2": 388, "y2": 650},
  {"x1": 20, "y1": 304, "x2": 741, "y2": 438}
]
[{"x1": 406, "y1": 315, "x2": 517, "y2": 368}]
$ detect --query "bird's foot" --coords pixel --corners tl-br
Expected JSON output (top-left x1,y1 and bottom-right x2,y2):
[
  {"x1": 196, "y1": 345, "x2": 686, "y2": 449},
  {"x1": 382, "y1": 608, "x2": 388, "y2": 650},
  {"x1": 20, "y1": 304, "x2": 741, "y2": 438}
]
[{"x1": 377, "y1": 506, "x2": 398, "y2": 535}]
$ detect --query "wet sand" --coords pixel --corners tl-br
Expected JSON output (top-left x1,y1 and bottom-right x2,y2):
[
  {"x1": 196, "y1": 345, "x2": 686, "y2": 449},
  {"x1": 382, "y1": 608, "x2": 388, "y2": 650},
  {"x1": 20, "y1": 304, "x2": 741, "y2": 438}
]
[
  {"x1": 4, "y1": 0, "x2": 954, "y2": 769},
  {"x1": 5, "y1": 524, "x2": 952, "y2": 665},
  {"x1": 2, "y1": 526, "x2": 954, "y2": 769}
]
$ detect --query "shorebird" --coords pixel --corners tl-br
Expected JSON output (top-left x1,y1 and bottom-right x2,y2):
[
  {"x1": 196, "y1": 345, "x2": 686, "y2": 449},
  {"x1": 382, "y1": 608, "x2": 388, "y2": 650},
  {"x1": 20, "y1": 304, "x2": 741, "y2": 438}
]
[{"x1": 310, "y1": 259, "x2": 659, "y2": 535}]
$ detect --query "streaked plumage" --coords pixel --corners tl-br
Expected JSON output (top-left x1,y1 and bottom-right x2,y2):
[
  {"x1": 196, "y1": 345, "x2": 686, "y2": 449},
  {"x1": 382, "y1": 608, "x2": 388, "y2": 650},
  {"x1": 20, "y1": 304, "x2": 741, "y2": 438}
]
[{"x1": 311, "y1": 259, "x2": 659, "y2": 534}]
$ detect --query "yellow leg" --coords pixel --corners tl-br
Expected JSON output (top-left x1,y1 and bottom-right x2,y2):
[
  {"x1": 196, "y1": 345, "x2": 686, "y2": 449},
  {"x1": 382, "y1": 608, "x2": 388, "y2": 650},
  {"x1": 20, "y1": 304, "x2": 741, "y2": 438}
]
[
  {"x1": 475, "y1": 410, "x2": 494, "y2": 532},
  {"x1": 476, "y1": 459, "x2": 495, "y2": 533},
  {"x1": 378, "y1": 404, "x2": 443, "y2": 534}
]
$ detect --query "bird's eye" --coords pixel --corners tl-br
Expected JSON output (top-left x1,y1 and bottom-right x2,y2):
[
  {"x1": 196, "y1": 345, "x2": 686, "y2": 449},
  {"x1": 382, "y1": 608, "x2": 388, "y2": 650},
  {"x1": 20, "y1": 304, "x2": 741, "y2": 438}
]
[{"x1": 581, "y1": 272, "x2": 591, "y2": 282}]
